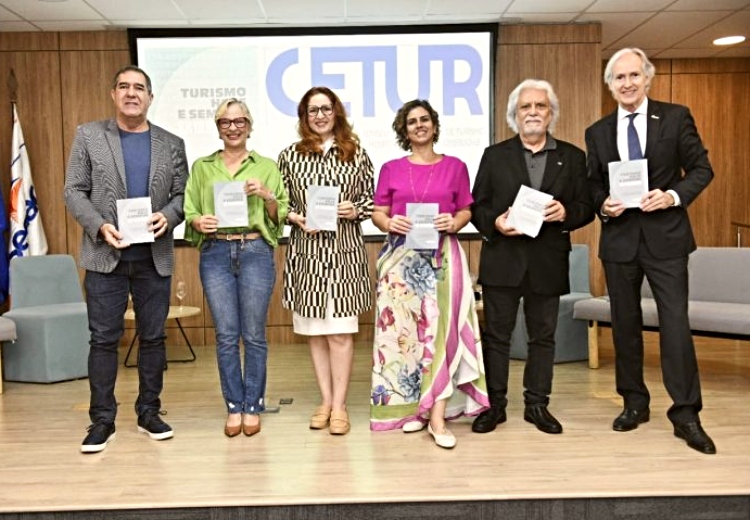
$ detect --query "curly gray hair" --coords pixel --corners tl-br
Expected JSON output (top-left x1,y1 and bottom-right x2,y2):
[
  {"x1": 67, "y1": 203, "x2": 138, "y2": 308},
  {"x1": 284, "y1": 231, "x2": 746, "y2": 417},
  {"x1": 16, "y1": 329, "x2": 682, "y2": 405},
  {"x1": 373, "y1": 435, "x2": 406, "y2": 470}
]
[{"x1": 506, "y1": 79, "x2": 560, "y2": 134}]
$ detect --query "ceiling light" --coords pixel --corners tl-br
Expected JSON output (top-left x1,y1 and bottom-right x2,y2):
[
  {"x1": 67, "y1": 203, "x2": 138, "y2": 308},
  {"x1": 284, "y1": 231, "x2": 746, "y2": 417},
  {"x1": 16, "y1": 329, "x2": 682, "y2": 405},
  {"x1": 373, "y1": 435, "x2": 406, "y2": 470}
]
[{"x1": 713, "y1": 36, "x2": 746, "y2": 46}]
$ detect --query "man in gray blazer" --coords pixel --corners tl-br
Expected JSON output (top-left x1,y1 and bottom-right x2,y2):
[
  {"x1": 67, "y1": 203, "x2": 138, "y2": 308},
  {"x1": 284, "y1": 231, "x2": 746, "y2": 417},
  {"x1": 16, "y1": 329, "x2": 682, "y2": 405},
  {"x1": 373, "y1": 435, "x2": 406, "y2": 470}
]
[
  {"x1": 64, "y1": 65, "x2": 188, "y2": 454},
  {"x1": 471, "y1": 79, "x2": 594, "y2": 435},
  {"x1": 585, "y1": 48, "x2": 715, "y2": 454}
]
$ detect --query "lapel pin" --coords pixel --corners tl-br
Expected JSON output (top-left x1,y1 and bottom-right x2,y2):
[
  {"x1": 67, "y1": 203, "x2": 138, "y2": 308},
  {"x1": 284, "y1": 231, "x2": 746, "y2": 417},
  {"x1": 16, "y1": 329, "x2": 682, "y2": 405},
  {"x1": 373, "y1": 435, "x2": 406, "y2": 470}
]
[
  {"x1": 651, "y1": 115, "x2": 659, "y2": 119},
  {"x1": 557, "y1": 161, "x2": 563, "y2": 165}
]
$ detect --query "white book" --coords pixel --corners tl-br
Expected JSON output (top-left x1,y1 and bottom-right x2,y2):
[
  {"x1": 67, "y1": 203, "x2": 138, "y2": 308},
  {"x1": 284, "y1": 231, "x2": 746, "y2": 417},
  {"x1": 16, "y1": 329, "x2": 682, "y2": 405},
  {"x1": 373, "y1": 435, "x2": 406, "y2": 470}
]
[
  {"x1": 306, "y1": 185, "x2": 340, "y2": 231},
  {"x1": 116, "y1": 197, "x2": 154, "y2": 244},
  {"x1": 213, "y1": 181, "x2": 249, "y2": 228},
  {"x1": 506, "y1": 185, "x2": 553, "y2": 238},
  {"x1": 608, "y1": 159, "x2": 649, "y2": 208},
  {"x1": 405, "y1": 203, "x2": 439, "y2": 250}
]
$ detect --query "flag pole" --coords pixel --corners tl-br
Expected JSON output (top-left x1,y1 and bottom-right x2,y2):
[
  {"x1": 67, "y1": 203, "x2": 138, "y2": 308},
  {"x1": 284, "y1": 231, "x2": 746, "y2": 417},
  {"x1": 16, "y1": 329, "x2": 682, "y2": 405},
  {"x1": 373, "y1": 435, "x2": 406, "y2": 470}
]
[
  {"x1": 8, "y1": 68, "x2": 17, "y2": 103},
  {"x1": 2, "y1": 70, "x2": 16, "y2": 304}
]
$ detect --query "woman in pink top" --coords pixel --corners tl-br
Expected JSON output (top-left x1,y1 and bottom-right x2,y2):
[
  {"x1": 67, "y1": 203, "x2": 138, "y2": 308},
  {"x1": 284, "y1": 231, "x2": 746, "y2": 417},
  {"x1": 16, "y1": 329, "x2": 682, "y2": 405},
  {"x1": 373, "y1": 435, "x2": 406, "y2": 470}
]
[{"x1": 369, "y1": 99, "x2": 489, "y2": 448}]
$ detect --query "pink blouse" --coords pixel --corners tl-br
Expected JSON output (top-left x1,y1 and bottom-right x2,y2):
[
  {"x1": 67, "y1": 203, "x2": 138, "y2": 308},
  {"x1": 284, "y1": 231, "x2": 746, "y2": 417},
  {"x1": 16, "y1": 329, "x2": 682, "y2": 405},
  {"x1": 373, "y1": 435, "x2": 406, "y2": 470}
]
[{"x1": 374, "y1": 155, "x2": 473, "y2": 216}]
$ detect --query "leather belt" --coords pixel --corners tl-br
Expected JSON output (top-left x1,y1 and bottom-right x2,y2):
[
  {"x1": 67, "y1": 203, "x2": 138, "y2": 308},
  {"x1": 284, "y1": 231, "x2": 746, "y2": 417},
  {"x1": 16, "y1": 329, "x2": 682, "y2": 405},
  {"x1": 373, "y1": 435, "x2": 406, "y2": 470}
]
[{"x1": 212, "y1": 231, "x2": 261, "y2": 241}]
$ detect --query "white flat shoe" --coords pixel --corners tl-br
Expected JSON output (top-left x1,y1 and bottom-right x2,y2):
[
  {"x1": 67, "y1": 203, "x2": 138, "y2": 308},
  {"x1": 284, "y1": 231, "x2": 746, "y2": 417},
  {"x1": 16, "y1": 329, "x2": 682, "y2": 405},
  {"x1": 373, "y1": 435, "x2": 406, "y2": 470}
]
[
  {"x1": 428, "y1": 423, "x2": 456, "y2": 449},
  {"x1": 402, "y1": 420, "x2": 426, "y2": 433}
]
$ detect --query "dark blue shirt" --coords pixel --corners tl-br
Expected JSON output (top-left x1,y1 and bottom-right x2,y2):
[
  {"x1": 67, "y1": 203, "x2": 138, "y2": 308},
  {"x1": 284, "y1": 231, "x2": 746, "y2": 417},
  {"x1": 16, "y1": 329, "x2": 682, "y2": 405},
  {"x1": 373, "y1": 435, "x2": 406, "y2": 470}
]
[{"x1": 119, "y1": 128, "x2": 152, "y2": 261}]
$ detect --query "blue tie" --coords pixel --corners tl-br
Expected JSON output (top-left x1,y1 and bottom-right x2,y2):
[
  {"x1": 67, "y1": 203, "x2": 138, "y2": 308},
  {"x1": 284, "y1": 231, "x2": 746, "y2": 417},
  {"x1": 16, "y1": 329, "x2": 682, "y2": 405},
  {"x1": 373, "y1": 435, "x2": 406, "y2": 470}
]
[{"x1": 627, "y1": 113, "x2": 643, "y2": 160}]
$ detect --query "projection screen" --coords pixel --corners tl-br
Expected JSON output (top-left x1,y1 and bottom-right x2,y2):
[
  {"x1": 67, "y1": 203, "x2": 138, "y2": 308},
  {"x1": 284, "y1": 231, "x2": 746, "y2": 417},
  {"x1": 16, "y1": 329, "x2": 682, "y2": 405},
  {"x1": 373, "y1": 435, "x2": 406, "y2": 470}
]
[{"x1": 131, "y1": 25, "x2": 496, "y2": 236}]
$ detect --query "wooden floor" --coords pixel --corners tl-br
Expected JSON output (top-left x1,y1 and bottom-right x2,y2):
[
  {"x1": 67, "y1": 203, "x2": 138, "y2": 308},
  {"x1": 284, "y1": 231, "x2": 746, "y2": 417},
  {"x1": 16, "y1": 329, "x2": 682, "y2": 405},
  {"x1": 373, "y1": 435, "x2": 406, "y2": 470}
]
[{"x1": 0, "y1": 331, "x2": 749, "y2": 518}]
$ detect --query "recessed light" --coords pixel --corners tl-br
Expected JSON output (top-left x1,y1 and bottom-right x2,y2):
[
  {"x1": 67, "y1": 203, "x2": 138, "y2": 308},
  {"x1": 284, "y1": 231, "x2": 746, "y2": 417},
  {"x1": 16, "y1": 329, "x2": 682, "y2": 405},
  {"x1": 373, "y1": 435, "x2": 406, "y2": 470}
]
[{"x1": 713, "y1": 36, "x2": 746, "y2": 46}]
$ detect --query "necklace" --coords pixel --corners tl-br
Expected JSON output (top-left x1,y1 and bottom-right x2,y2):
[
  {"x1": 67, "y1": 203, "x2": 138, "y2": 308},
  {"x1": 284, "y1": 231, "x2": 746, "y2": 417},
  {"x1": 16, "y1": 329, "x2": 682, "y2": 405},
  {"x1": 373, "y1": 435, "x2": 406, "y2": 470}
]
[{"x1": 408, "y1": 163, "x2": 436, "y2": 203}]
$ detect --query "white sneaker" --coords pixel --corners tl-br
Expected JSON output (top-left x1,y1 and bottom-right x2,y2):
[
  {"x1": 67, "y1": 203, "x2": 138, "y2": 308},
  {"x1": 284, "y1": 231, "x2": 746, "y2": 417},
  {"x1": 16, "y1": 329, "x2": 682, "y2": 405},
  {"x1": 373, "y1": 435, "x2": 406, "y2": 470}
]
[
  {"x1": 402, "y1": 420, "x2": 426, "y2": 433},
  {"x1": 428, "y1": 423, "x2": 456, "y2": 449}
]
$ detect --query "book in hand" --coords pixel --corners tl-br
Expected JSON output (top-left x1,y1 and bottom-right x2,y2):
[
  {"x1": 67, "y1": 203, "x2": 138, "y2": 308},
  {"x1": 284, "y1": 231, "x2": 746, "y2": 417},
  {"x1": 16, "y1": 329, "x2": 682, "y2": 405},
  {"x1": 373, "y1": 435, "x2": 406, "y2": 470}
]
[
  {"x1": 506, "y1": 185, "x2": 553, "y2": 238},
  {"x1": 213, "y1": 181, "x2": 249, "y2": 228},
  {"x1": 306, "y1": 185, "x2": 340, "y2": 231},
  {"x1": 405, "y1": 203, "x2": 439, "y2": 249},
  {"x1": 116, "y1": 197, "x2": 154, "y2": 244},
  {"x1": 608, "y1": 159, "x2": 648, "y2": 208}
]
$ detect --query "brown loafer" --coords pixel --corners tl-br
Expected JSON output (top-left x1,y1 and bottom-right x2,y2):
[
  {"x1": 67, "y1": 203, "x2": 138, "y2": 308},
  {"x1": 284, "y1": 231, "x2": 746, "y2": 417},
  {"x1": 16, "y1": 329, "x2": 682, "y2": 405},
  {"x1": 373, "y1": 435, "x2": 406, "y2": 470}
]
[
  {"x1": 329, "y1": 410, "x2": 350, "y2": 435},
  {"x1": 242, "y1": 416, "x2": 261, "y2": 437},
  {"x1": 224, "y1": 415, "x2": 242, "y2": 437},
  {"x1": 310, "y1": 405, "x2": 332, "y2": 430}
]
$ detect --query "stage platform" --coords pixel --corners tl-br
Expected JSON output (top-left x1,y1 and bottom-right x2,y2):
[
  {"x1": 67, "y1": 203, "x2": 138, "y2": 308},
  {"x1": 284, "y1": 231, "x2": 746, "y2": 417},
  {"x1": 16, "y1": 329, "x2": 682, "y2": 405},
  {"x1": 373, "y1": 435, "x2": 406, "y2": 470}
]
[{"x1": 0, "y1": 333, "x2": 748, "y2": 519}]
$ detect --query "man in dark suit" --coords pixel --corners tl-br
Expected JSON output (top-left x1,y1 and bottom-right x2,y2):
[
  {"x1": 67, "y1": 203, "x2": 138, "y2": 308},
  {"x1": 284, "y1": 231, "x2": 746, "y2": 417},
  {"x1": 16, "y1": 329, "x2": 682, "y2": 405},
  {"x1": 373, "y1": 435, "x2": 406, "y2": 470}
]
[
  {"x1": 471, "y1": 79, "x2": 594, "y2": 435},
  {"x1": 64, "y1": 65, "x2": 188, "y2": 453},
  {"x1": 585, "y1": 48, "x2": 715, "y2": 454}
]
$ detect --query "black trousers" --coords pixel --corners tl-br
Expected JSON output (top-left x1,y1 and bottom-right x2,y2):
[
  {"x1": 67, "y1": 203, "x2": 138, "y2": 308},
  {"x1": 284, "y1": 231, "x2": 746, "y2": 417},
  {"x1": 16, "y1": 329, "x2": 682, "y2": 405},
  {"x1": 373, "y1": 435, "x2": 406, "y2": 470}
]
[
  {"x1": 603, "y1": 241, "x2": 702, "y2": 424},
  {"x1": 481, "y1": 275, "x2": 560, "y2": 409}
]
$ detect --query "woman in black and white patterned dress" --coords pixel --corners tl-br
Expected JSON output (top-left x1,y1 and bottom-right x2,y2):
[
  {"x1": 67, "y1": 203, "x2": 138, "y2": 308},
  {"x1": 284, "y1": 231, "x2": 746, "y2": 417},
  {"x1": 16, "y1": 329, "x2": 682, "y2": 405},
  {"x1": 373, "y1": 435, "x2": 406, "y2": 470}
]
[{"x1": 278, "y1": 86, "x2": 374, "y2": 435}]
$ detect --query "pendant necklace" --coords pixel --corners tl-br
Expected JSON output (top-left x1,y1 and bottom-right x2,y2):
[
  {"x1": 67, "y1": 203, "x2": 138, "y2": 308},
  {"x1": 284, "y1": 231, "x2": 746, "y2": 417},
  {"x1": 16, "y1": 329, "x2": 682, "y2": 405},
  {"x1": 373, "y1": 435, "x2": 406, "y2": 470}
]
[{"x1": 408, "y1": 162, "x2": 436, "y2": 203}]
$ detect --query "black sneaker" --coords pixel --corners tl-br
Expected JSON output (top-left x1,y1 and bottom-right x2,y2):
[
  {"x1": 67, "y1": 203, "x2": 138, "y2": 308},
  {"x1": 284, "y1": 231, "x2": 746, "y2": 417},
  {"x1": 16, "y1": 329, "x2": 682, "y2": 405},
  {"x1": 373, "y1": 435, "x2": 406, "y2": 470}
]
[
  {"x1": 137, "y1": 412, "x2": 174, "y2": 441},
  {"x1": 81, "y1": 422, "x2": 116, "y2": 453}
]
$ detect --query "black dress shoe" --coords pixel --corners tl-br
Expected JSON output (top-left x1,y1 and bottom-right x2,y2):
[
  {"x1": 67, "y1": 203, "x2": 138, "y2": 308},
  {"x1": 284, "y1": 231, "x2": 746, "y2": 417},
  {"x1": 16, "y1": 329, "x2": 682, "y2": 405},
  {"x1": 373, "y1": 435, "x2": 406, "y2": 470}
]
[
  {"x1": 673, "y1": 421, "x2": 717, "y2": 455},
  {"x1": 612, "y1": 408, "x2": 650, "y2": 432},
  {"x1": 523, "y1": 405, "x2": 563, "y2": 434},
  {"x1": 472, "y1": 406, "x2": 507, "y2": 433}
]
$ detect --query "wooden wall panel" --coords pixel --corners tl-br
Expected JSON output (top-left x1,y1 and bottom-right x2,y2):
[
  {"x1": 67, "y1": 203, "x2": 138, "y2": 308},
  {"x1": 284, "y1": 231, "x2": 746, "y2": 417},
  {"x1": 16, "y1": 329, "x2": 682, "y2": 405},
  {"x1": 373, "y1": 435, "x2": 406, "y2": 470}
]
[
  {"x1": 671, "y1": 58, "x2": 750, "y2": 74},
  {"x1": 0, "y1": 52, "x2": 65, "y2": 255},
  {"x1": 0, "y1": 32, "x2": 59, "y2": 51},
  {"x1": 59, "y1": 31, "x2": 129, "y2": 51},
  {"x1": 499, "y1": 23, "x2": 600, "y2": 45},
  {"x1": 672, "y1": 72, "x2": 750, "y2": 247}
]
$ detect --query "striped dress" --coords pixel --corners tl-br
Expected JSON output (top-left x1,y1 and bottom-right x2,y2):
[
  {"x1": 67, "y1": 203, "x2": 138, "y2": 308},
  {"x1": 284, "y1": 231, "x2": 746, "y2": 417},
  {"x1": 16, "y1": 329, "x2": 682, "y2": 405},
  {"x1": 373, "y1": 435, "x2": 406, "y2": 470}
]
[{"x1": 278, "y1": 141, "x2": 374, "y2": 319}]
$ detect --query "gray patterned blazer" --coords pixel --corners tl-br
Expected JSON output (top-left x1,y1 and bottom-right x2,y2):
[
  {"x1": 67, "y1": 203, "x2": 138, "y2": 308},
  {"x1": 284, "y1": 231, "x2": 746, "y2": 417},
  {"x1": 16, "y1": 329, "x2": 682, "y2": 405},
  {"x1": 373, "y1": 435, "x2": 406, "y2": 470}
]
[{"x1": 64, "y1": 119, "x2": 188, "y2": 276}]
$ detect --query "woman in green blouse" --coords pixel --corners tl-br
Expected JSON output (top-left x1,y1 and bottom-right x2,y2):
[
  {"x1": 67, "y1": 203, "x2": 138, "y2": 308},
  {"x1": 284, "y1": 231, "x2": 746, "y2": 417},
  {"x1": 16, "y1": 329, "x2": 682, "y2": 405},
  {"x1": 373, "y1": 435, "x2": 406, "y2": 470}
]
[{"x1": 183, "y1": 98, "x2": 288, "y2": 438}]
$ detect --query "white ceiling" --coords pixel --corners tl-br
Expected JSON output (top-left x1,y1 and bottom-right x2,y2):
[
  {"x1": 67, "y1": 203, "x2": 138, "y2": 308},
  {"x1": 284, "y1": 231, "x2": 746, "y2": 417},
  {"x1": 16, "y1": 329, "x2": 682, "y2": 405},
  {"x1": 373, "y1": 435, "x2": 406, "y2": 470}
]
[{"x1": 0, "y1": 0, "x2": 748, "y2": 58}]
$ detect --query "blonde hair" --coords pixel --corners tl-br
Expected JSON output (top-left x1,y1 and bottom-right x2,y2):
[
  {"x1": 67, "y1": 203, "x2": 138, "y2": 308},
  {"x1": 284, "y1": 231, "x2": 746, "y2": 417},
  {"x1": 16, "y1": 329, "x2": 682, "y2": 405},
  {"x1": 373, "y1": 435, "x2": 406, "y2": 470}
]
[{"x1": 214, "y1": 98, "x2": 254, "y2": 133}]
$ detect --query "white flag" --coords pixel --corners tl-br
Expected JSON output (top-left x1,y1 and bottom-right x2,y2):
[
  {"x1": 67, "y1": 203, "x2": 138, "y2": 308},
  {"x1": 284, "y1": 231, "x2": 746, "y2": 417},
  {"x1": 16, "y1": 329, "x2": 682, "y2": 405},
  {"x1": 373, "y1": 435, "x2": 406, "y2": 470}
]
[{"x1": 9, "y1": 103, "x2": 48, "y2": 259}]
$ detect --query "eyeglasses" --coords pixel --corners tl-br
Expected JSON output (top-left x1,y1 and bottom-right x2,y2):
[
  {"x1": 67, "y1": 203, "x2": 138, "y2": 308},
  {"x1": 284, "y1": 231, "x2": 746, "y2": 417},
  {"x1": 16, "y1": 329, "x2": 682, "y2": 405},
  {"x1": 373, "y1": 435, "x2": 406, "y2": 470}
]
[
  {"x1": 217, "y1": 118, "x2": 248, "y2": 129},
  {"x1": 306, "y1": 104, "x2": 334, "y2": 117}
]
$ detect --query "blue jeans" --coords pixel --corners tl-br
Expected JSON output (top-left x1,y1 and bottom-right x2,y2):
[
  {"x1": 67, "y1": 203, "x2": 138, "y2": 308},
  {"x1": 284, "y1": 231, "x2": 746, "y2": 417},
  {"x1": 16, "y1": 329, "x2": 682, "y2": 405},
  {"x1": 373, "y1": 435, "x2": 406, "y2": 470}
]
[
  {"x1": 85, "y1": 258, "x2": 171, "y2": 424},
  {"x1": 200, "y1": 238, "x2": 276, "y2": 414}
]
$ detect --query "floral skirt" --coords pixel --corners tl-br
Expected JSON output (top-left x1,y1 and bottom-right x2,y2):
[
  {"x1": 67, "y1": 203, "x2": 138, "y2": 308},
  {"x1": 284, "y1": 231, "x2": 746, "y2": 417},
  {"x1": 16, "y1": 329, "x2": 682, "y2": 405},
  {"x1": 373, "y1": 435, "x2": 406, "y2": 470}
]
[{"x1": 369, "y1": 234, "x2": 489, "y2": 431}]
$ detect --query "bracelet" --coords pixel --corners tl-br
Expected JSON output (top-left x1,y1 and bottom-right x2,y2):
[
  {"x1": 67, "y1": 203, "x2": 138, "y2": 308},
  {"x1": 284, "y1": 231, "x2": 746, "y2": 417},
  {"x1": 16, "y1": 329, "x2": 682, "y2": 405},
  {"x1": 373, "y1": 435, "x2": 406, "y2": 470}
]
[{"x1": 264, "y1": 192, "x2": 277, "y2": 204}]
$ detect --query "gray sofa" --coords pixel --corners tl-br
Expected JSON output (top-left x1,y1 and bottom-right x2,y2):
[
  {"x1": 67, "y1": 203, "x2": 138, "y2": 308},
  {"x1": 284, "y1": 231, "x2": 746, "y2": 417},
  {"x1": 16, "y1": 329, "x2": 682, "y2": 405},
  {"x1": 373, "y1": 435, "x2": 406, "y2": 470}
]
[
  {"x1": 0, "y1": 316, "x2": 18, "y2": 394},
  {"x1": 509, "y1": 244, "x2": 593, "y2": 363},
  {"x1": 573, "y1": 247, "x2": 750, "y2": 368}
]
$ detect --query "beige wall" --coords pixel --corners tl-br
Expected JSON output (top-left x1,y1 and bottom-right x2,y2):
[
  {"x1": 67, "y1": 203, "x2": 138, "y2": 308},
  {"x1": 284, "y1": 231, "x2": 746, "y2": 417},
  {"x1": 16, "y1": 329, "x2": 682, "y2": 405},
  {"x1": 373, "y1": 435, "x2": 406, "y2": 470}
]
[{"x1": 1, "y1": 27, "x2": 748, "y2": 345}]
